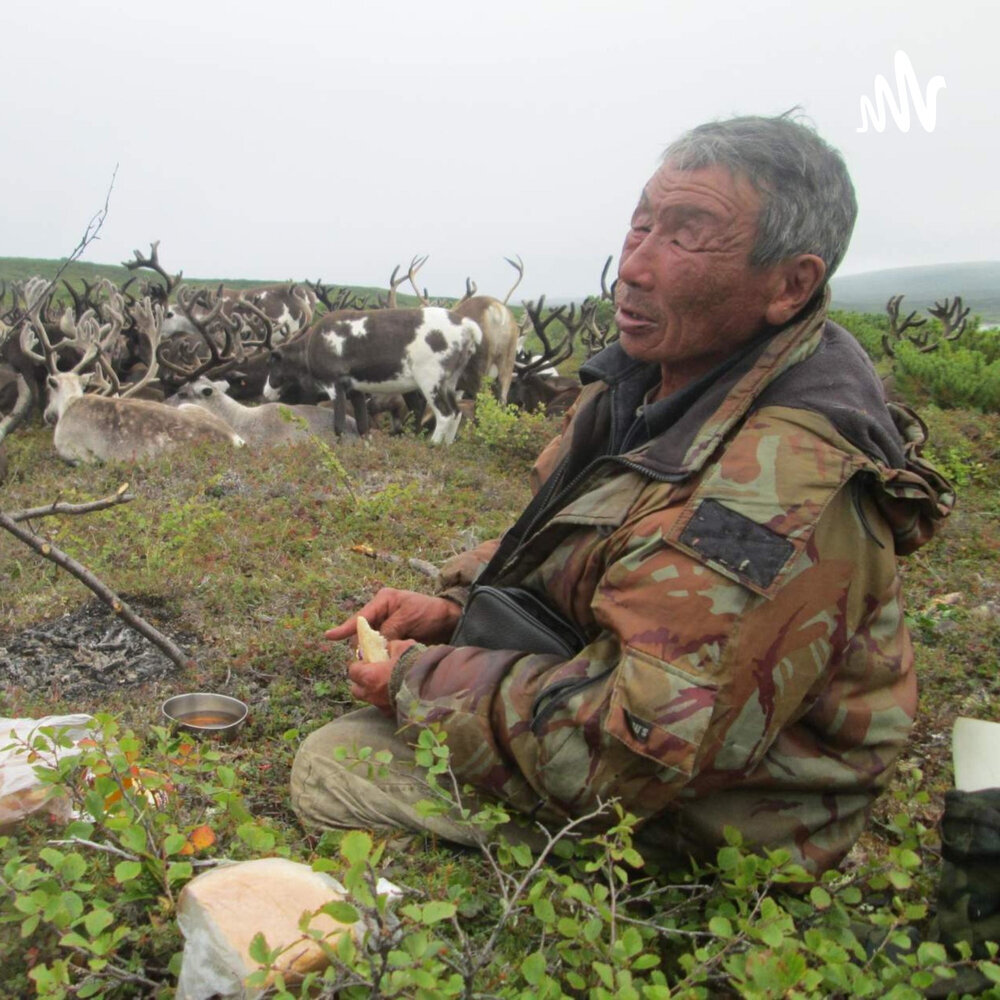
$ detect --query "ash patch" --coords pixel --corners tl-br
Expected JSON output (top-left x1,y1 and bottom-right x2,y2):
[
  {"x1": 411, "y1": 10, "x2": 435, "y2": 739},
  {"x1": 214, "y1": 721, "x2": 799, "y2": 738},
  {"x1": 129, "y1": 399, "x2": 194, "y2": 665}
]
[{"x1": 0, "y1": 600, "x2": 196, "y2": 698}]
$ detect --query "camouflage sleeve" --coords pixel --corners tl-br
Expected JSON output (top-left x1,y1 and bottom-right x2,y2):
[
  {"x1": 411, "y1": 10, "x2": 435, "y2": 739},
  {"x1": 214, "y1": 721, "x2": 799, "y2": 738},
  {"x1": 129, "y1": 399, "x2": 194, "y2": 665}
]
[{"x1": 394, "y1": 410, "x2": 915, "y2": 830}]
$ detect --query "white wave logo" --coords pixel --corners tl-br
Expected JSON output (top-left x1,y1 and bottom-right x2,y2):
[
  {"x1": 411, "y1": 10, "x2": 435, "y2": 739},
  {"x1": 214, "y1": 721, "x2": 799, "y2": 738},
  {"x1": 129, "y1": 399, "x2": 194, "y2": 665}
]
[{"x1": 857, "y1": 50, "x2": 946, "y2": 133}]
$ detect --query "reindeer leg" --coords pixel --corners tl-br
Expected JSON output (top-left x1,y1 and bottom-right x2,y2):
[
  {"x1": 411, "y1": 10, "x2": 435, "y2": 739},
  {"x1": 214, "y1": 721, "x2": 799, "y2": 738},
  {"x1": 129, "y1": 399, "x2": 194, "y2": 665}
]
[
  {"x1": 426, "y1": 384, "x2": 461, "y2": 446},
  {"x1": 401, "y1": 390, "x2": 426, "y2": 435},
  {"x1": 348, "y1": 389, "x2": 370, "y2": 436},
  {"x1": 332, "y1": 386, "x2": 348, "y2": 437}
]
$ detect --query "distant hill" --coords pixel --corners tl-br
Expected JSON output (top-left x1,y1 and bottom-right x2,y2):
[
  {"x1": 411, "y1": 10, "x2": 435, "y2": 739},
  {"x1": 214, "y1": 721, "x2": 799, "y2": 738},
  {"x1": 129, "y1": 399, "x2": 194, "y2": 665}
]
[
  {"x1": 831, "y1": 262, "x2": 1000, "y2": 323},
  {"x1": 0, "y1": 256, "x2": 400, "y2": 306}
]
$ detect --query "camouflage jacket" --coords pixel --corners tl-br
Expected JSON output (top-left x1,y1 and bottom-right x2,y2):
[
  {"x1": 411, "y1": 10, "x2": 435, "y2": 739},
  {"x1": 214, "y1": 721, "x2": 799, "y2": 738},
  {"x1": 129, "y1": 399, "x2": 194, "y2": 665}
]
[{"x1": 391, "y1": 293, "x2": 954, "y2": 874}]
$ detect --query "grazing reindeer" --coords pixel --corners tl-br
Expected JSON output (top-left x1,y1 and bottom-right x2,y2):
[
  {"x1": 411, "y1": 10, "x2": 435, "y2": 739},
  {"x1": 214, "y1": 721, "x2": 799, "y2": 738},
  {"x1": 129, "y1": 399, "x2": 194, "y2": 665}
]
[
  {"x1": 165, "y1": 377, "x2": 356, "y2": 447},
  {"x1": 264, "y1": 307, "x2": 481, "y2": 445},
  {"x1": 44, "y1": 372, "x2": 244, "y2": 464}
]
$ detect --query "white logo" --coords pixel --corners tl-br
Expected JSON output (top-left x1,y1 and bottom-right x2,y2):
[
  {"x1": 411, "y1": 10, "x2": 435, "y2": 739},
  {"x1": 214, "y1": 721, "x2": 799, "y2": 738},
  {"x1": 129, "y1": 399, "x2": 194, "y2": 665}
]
[{"x1": 857, "y1": 50, "x2": 946, "y2": 134}]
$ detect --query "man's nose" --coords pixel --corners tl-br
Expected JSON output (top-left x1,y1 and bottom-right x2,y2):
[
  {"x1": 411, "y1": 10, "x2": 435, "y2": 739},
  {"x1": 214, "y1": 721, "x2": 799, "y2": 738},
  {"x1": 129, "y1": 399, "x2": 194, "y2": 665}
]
[{"x1": 617, "y1": 241, "x2": 654, "y2": 290}]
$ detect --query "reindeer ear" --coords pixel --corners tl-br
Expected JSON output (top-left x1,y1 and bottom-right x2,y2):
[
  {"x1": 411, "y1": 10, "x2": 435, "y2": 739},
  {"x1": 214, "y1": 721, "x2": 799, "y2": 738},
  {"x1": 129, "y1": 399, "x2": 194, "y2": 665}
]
[{"x1": 79, "y1": 373, "x2": 93, "y2": 388}]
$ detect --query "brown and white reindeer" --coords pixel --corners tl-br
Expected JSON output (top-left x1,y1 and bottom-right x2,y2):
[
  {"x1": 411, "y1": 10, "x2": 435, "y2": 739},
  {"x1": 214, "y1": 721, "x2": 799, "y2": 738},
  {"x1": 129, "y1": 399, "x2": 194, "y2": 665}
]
[
  {"x1": 264, "y1": 306, "x2": 481, "y2": 445},
  {"x1": 406, "y1": 255, "x2": 524, "y2": 403}
]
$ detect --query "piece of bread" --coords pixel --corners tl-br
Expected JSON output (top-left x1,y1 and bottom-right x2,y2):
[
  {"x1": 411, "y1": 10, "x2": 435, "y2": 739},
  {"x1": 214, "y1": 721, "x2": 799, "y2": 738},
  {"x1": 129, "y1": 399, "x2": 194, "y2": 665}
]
[
  {"x1": 356, "y1": 615, "x2": 389, "y2": 662},
  {"x1": 175, "y1": 858, "x2": 358, "y2": 999}
]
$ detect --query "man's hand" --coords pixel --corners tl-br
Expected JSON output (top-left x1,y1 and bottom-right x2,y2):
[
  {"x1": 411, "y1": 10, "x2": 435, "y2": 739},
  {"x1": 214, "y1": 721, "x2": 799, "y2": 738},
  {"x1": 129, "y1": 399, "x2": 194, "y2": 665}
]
[
  {"x1": 325, "y1": 588, "x2": 462, "y2": 645},
  {"x1": 347, "y1": 639, "x2": 415, "y2": 717}
]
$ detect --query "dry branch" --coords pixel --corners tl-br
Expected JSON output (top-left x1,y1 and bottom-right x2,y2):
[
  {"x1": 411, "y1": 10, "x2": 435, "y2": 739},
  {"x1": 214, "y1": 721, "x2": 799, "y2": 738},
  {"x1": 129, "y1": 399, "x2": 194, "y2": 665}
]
[
  {"x1": 3, "y1": 167, "x2": 118, "y2": 332},
  {"x1": 0, "y1": 495, "x2": 195, "y2": 670},
  {"x1": 8, "y1": 484, "x2": 135, "y2": 522}
]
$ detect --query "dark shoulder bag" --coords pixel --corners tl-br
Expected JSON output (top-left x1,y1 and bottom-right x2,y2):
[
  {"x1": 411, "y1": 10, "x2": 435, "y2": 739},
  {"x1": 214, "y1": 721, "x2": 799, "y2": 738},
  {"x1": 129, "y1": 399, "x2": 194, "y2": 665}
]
[
  {"x1": 449, "y1": 453, "x2": 588, "y2": 658},
  {"x1": 450, "y1": 584, "x2": 587, "y2": 658}
]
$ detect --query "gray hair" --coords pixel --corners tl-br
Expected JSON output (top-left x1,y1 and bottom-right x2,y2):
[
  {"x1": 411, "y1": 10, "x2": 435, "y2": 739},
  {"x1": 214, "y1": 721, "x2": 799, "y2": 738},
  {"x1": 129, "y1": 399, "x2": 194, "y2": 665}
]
[{"x1": 663, "y1": 112, "x2": 857, "y2": 282}]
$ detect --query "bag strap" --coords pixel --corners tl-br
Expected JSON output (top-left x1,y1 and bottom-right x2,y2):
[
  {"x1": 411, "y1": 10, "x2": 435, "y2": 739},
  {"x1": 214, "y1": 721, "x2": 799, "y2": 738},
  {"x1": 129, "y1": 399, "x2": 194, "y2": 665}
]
[{"x1": 476, "y1": 455, "x2": 571, "y2": 586}]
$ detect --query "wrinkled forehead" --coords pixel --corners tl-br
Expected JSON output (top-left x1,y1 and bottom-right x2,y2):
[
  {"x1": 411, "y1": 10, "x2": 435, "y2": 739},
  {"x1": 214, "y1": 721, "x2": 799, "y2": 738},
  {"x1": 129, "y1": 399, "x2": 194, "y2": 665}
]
[{"x1": 635, "y1": 161, "x2": 763, "y2": 229}]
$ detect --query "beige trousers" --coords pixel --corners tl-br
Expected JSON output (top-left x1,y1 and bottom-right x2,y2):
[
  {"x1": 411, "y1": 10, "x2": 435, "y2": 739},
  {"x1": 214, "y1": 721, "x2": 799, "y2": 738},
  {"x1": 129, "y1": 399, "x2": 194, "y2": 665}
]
[{"x1": 289, "y1": 707, "x2": 549, "y2": 852}]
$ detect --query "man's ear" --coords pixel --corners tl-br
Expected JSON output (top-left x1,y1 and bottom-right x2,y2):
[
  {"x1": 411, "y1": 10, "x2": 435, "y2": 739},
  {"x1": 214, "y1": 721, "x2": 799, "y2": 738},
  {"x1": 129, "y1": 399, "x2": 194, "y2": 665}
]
[{"x1": 765, "y1": 254, "x2": 826, "y2": 326}]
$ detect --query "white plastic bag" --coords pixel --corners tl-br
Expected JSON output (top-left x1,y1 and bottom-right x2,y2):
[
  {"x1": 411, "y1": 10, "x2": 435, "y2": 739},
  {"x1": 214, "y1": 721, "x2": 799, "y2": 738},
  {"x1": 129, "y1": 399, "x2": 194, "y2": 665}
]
[{"x1": 0, "y1": 714, "x2": 94, "y2": 831}]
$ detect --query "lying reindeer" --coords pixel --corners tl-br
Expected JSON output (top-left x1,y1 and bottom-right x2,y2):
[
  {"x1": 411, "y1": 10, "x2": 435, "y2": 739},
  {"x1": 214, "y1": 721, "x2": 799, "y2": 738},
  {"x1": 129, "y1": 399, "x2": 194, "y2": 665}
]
[
  {"x1": 264, "y1": 307, "x2": 481, "y2": 445},
  {"x1": 44, "y1": 372, "x2": 244, "y2": 464},
  {"x1": 165, "y1": 377, "x2": 357, "y2": 448}
]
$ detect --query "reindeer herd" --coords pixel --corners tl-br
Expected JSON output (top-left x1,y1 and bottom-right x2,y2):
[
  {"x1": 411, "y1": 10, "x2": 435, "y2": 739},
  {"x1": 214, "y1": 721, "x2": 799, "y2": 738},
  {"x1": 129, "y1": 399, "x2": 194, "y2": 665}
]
[{"x1": 0, "y1": 244, "x2": 620, "y2": 475}]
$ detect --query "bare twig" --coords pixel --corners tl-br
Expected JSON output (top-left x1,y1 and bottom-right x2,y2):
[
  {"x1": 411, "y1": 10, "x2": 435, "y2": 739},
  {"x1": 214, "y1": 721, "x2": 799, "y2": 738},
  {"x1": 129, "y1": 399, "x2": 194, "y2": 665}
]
[
  {"x1": 0, "y1": 510, "x2": 195, "y2": 670},
  {"x1": 46, "y1": 837, "x2": 139, "y2": 862},
  {"x1": 9, "y1": 484, "x2": 135, "y2": 522},
  {"x1": 3, "y1": 166, "x2": 118, "y2": 331}
]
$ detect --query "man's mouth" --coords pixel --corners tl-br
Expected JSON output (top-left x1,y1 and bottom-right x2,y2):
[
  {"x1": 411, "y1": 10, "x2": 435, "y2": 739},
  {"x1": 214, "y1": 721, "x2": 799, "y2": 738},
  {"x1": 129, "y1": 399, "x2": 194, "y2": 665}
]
[{"x1": 615, "y1": 304, "x2": 658, "y2": 333}]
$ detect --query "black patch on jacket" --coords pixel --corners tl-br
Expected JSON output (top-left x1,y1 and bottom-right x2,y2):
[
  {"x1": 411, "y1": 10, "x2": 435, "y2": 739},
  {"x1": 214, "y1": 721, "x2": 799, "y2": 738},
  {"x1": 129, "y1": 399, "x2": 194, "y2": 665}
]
[
  {"x1": 679, "y1": 499, "x2": 794, "y2": 589},
  {"x1": 624, "y1": 709, "x2": 652, "y2": 743}
]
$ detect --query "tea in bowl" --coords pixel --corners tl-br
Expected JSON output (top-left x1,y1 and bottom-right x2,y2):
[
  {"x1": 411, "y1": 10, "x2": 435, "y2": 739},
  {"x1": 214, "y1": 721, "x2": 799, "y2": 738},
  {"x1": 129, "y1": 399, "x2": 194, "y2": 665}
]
[{"x1": 162, "y1": 693, "x2": 248, "y2": 739}]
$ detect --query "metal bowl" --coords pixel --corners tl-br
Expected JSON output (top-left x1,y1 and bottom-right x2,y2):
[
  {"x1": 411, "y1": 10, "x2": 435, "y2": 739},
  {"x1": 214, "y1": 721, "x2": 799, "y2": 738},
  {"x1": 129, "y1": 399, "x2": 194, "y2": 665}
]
[{"x1": 161, "y1": 692, "x2": 248, "y2": 739}]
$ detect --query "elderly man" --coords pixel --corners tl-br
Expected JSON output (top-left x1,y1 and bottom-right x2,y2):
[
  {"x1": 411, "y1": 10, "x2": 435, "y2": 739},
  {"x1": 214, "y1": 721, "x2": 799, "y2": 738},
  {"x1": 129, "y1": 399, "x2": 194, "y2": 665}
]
[{"x1": 292, "y1": 113, "x2": 952, "y2": 875}]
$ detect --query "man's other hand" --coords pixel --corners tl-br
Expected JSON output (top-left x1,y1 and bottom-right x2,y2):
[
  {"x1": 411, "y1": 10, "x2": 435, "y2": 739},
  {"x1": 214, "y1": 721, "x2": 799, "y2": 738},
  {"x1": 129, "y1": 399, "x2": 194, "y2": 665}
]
[
  {"x1": 346, "y1": 639, "x2": 415, "y2": 717},
  {"x1": 325, "y1": 588, "x2": 462, "y2": 645}
]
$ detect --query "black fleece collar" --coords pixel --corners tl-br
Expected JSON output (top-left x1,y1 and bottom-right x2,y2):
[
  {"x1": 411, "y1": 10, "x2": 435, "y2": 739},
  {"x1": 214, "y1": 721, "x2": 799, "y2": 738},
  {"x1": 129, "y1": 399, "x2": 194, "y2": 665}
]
[{"x1": 576, "y1": 298, "x2": 905, "y2": 479}]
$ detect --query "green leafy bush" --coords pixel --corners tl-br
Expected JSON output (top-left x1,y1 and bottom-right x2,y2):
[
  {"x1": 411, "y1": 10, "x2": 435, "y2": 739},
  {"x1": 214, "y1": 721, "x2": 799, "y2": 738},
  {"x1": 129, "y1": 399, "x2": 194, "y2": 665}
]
[
  {"x1": 4, "y1": 717, "x2": 1000, "y2": 997},
  {"x1": 832, "y1": 309, "x2": 889, "y2": 363},
  {"x1": 0, "y1": 716, "x2": 288, "y2": 997},
  {"x1": 468, "y1": 387, "x2": 553, "y2": 460},
  {"x1": 236, "y1": 732, "x2": 1000, "y2": 1000},
  {"x1": 959, "y1": 323, "x2": 1000, "y2": 364},
  {"x1": 894, "y1": 340, "x2": 1000, "y2": 412}
]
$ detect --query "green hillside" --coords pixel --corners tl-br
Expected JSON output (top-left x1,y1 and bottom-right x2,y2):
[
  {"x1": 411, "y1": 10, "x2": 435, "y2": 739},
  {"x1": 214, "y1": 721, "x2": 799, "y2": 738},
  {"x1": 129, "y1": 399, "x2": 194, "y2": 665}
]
[
  {"x1": 0, "y1": 256, "x2": 394, "y2": 304},
  {"x1": 831, "y1": 261, "x2": 1000, "y2": 323}
]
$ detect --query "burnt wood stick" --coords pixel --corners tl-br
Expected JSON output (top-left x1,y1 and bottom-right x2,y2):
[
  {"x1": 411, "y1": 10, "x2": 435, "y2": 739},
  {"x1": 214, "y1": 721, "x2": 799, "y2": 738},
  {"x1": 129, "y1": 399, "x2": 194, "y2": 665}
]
[{"x1": 0, "y1": 510, "x2": 195, "y2": 670}]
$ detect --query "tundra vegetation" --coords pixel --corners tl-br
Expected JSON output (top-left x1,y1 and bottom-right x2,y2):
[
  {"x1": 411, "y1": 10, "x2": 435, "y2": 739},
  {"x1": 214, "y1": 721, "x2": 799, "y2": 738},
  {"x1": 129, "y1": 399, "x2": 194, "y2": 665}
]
[{"x1": 0, "y1": 256, "x2": 998, "y2": 997}]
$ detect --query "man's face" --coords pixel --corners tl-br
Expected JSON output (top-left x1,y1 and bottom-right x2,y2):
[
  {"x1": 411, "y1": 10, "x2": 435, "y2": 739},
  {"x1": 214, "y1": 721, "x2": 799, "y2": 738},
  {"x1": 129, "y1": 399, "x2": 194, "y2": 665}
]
[{"x1": 616, "y1": 162, "x2": 783, "y2": 378}]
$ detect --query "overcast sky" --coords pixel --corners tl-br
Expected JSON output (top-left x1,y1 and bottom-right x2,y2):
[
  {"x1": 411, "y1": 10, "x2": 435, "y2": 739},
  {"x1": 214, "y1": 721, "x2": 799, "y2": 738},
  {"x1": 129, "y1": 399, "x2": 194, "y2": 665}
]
[{"x1": 2, "y1": 0, "x2": 995, "y2": 301}]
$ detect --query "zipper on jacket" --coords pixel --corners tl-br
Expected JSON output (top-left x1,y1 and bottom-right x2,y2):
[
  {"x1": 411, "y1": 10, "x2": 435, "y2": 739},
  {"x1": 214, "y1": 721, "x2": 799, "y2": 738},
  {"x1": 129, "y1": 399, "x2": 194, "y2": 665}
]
[{"x1": 530, "y1": 666, "x2": 615, "y2": 735}]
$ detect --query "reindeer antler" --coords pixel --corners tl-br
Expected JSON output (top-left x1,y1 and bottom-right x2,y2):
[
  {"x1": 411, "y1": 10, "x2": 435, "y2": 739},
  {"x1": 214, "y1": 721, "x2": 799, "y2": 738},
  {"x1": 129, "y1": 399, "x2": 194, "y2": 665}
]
[
  {"x1": 883, "y1": 294, "x2": 928, "y2": 357},
  {"x1": 113, "y1": 297, "x2": 165, "y2": 398},
  {"x1": 502, "y1": 254, "x2": 524, "y2": 305},
  {"x1": 123, "y1": 240, "x2": 182, "y2": 304},
  {"x1": 927, "y1": 296, "x2": 970, "y2": 344},
  {"x1": 406, "y1": 254, "x2": 430, "y2": 306},
  {"x1": 456, "y1": 276, "x2": 478, "y2": 306},
  {"x1": 515, "y1": 296, "x2": 580, "y2": 377},
  {"x1": 156, "y1": 285, "x2": 242, "y2": 384}
]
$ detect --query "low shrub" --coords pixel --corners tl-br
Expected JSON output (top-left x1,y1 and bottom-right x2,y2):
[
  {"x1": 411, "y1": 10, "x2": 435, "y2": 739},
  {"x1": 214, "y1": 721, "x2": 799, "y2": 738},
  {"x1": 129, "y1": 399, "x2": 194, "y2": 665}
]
[
  {"x1": 894, "y1": 341, "x2": 1000, "y2": 412},
  {"x1": 832, "y1": 309, "x2": 889, "y2": 363},
  {"x1": 467, "y1": 388, "x2": 553, "y2": 461}
]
